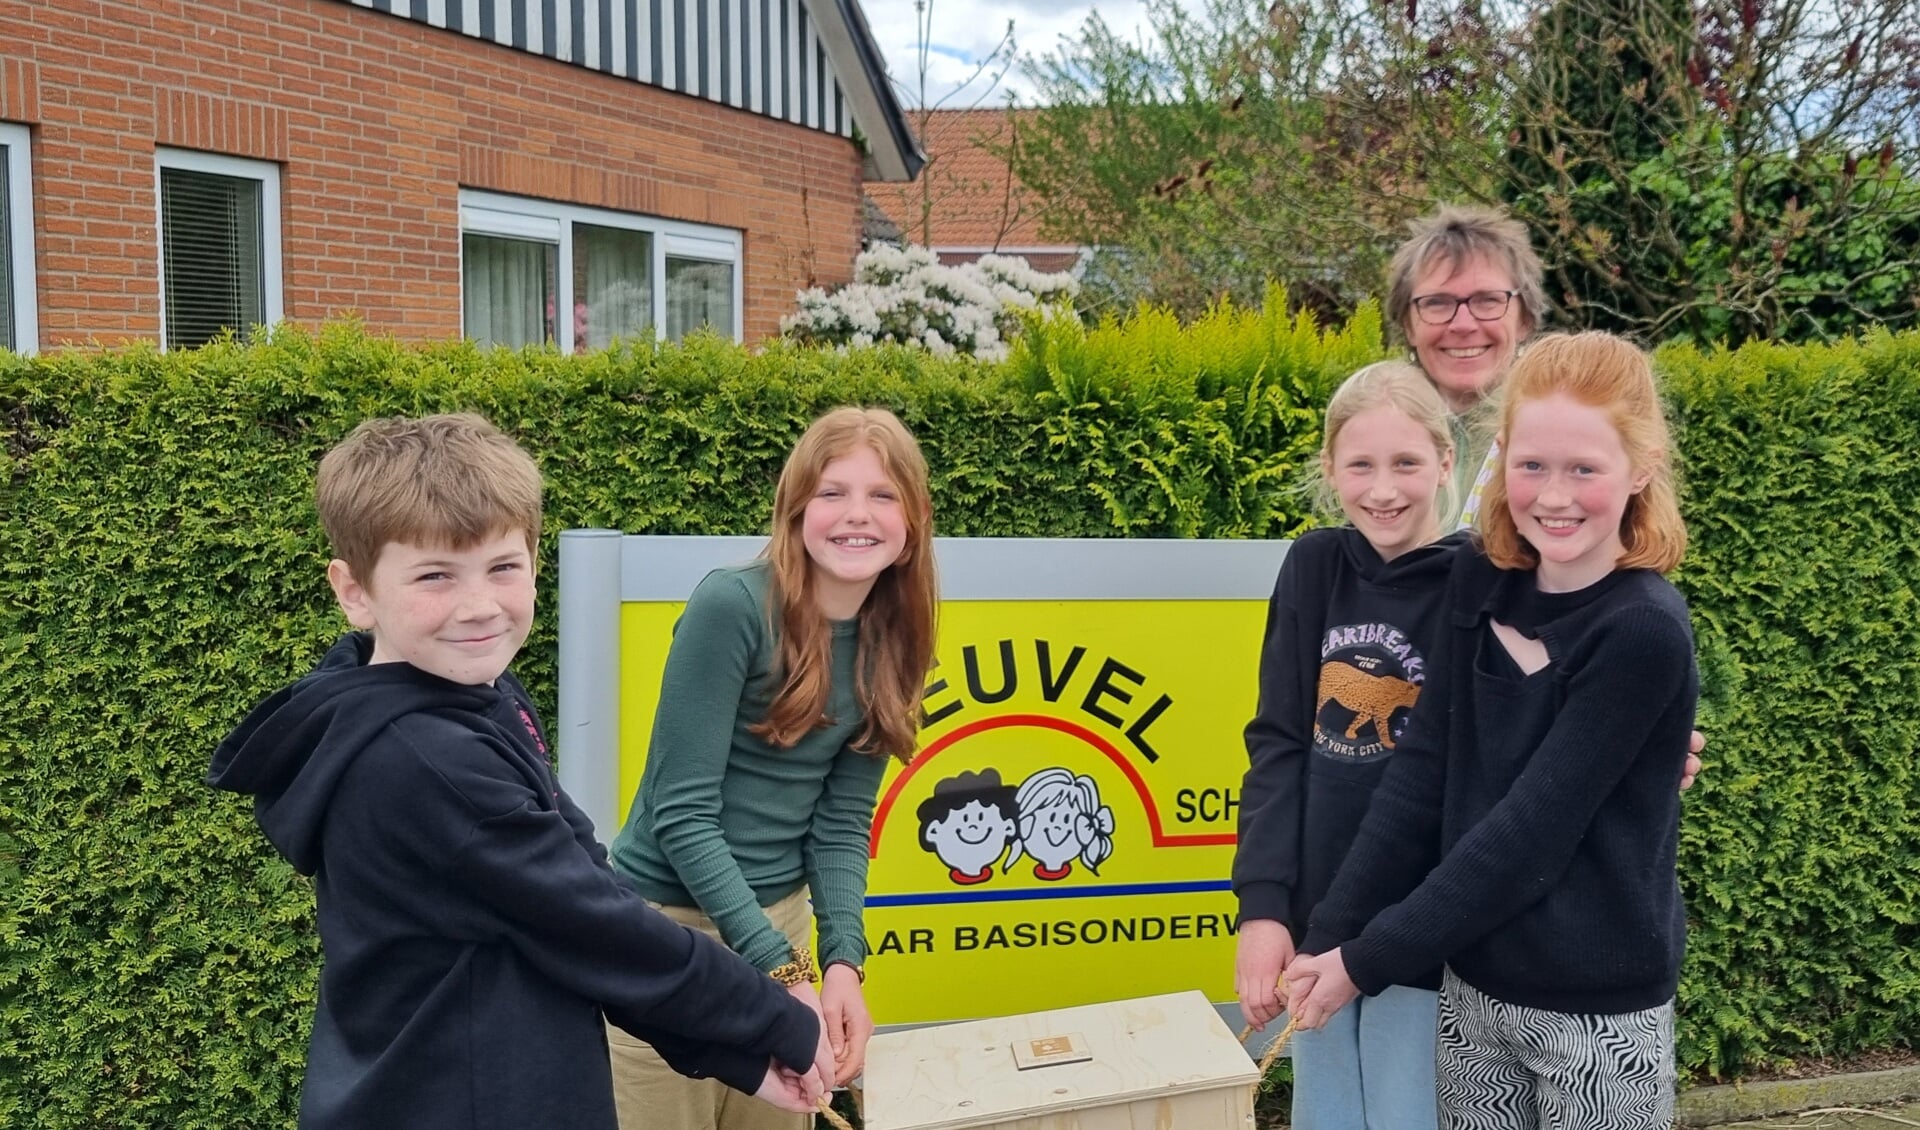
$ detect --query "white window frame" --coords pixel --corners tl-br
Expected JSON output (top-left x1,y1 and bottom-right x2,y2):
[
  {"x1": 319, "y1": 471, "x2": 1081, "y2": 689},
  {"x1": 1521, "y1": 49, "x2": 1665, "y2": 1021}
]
[
  {"x1": 458, "y1": 188, "x2": 744, "y2": 349},
  {"x1": 0, "y1": 122, "x2": 38, "y2": 355},
  {"x1": 154, "y1": 148, "x2": 283, "y2": 351}
]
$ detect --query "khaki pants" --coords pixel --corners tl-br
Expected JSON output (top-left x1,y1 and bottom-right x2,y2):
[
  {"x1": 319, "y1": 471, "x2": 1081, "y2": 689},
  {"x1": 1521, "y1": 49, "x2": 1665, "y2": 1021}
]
[{"x1": 608, "y1": 888, "x2": 813, "y2": 1130}]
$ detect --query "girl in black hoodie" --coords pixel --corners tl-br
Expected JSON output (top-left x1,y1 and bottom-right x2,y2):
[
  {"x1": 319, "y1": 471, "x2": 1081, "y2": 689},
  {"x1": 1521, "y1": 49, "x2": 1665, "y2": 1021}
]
[{"x1": 1233, "y1": 360, "x2": 1463, "y2": 1130}]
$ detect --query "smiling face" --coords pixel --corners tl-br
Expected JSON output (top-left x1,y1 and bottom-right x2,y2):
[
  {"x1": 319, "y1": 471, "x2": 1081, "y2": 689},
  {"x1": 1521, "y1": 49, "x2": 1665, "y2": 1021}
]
[
  {"x1": 1503, "y1": 393, "x2": 1649, "y2": 593},
  {"x1": 924, "y1": 799, "x2": 1016, "y2": 873},
  {"x1": 800, "y1": 444, "x2": 909, "y2": 619},
  {"x1": 1020, "y1": 795, "x2": 1083, "y2": 869},
  {"x1": 1406, "y1": 253, "x2": 1531, "y2": 413},
  {"x1": 329, "y1": 529, "x2": 536, "y2": 685},
  {"x1": 1327, "y1": 403, "x2": 1452, "y2": 561}
]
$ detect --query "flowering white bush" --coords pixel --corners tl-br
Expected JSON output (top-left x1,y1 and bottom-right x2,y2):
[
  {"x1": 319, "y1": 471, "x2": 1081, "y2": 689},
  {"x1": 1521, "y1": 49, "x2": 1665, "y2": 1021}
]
[{"x1": 782, "y1": 245, "x2": 1078, "y2": 361}]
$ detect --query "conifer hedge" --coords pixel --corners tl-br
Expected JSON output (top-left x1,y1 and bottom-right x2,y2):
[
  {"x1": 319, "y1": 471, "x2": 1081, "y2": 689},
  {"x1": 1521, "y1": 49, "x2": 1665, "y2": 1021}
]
[{"x1": 1, "y1": 306, "x2": 1915, "y2": 1127}]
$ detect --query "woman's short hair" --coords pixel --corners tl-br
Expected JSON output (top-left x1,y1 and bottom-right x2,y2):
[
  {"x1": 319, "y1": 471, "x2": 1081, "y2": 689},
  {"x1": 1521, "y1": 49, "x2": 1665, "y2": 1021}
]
[{"x1": 1385, "y1": 204, "x2": 1548, "y2": 346}]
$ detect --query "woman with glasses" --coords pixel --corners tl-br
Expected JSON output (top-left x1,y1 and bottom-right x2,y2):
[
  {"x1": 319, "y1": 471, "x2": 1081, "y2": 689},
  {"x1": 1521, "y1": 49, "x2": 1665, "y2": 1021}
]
[{"x1": 1383, "y1": 206, "x2": 1549, "y2": 527}]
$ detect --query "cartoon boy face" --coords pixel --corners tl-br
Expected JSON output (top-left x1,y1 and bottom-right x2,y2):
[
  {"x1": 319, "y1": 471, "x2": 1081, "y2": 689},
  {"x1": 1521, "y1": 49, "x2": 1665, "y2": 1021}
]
[{"x1": 924, "y1": 799, "x2": 1016, "y2": 881}]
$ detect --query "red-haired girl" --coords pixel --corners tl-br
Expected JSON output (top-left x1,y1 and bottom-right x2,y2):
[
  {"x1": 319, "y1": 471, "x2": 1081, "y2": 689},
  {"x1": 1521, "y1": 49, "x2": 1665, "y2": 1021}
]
[{"x1": 608, "y1": 407, "x2": 938, "y2": 1130}]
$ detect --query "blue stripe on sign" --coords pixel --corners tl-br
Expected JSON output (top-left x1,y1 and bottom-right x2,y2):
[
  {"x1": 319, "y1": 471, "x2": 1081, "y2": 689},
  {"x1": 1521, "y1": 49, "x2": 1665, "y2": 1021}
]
[{"x1": 866, "y1": 879, "x2": 1233, "y2": 908}]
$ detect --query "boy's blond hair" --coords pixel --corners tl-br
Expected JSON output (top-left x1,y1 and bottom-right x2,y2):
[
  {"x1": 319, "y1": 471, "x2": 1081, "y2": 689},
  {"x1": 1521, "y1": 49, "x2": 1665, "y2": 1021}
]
[{"x1": 315, "y1": 413, "x2": 543, "y2": 586}]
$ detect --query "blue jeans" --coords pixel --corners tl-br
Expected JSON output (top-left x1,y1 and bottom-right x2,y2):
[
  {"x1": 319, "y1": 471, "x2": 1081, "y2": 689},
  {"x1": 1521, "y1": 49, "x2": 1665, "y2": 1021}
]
[{"x1": 1291, "y1": 984, "x2": 1440, "y2": 1130}]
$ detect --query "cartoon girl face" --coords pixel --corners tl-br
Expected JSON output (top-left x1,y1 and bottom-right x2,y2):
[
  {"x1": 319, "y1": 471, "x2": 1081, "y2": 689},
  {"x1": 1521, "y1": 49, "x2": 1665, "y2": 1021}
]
[
  {"x1": 924, "y1": 799, "x2": 1016, "y2": 879},
  {"x1": 1020, "y1": 793, "x2": 1084, "y2": 873}
]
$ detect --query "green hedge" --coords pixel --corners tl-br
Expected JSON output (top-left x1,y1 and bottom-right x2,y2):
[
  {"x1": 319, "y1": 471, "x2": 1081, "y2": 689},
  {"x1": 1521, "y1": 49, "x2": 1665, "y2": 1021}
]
[{"x1": 1, "y1": 308, "x2": 1914, "y2": 1126}]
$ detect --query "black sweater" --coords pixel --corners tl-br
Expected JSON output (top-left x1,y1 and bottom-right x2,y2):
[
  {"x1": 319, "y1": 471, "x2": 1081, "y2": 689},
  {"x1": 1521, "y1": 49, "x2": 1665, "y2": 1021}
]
[
  {"x1": 1303, "y1": 552, "x2": 1697, "y2": 1014},
  {"x1": 208, "y1": 633, "x2": 819, "y2": 1130},
  {"x1": 1234, "y1": 527, "x2": 1463, "y2": 990}
]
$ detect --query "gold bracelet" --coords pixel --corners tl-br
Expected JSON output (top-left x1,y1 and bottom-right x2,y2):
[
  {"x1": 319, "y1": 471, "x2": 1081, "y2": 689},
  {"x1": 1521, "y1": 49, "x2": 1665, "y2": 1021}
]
[{"x1": 769, "y1": 946, "x2": 818, "y2": 986}]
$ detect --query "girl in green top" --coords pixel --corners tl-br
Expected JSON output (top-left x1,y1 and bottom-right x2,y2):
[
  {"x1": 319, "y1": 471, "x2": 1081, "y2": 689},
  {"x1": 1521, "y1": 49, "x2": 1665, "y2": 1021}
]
[{"x1": 608, "y1": 407, "x2": 938, "y2": 1130}]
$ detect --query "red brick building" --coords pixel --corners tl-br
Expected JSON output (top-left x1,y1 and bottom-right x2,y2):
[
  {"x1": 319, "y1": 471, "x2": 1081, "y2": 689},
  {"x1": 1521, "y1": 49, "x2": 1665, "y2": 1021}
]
[
  {"x1": 863, "y1": 109, "x2": 1085, "y2": 275},
  {"x1": 0, "y1": 0, "x2": 921, "y2": 353}
]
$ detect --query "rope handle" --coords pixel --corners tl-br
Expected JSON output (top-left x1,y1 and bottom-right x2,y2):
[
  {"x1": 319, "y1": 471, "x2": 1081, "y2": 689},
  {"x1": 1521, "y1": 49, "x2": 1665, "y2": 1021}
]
[
  {"x1": 1237, "y1": 977, "x2": 1300, "y2": 1078},
  {"x1": 1241, "y1": 1013, "x2": 1300, "y2": 1077},
  {"x1": 817, "y1": 1096, "x2": 856, "y2": 1130}
]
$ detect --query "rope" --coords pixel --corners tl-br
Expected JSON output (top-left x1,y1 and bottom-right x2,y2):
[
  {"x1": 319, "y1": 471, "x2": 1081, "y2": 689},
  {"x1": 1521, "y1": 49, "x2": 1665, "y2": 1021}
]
[
  {"x1": 1237, "y1": 978, "x2": 1300, "y2": 1081},
  {"x1": 816, "y1": 1095, "x2": 856, "y2": 1130},
  {"x1": 1247, "y1": 1014, "x2": 1300, "y2": 1077}
]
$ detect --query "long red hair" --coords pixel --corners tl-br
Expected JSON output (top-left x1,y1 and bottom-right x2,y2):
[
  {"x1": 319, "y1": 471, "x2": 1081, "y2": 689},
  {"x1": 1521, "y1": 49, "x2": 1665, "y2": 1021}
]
[
  {"x1": 1478, "y1": 333, "x2": 1687, "y2": 574},
  {"x1": 750, "y1": 407, "x2": 938, "y2": 759}
]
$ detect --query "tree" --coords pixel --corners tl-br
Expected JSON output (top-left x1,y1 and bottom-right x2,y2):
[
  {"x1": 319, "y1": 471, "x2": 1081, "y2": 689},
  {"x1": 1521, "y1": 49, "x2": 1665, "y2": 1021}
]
[
  {"x1": 890, "y1": 0, "x2": 1023, "y2": 250},
  {"x1": 1006, "y1": 0, "x2": 1920, "y2": 345},
  {"x1": 1499, "y1": 0, "x2": 1920, "y2": 343},
  {"x1": 1002, "y1": 0, "x2": 1515, "y2": 320}
]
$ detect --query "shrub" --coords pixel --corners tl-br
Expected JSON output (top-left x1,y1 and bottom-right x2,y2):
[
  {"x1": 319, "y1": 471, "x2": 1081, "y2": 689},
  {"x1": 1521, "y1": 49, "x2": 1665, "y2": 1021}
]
[
  {"x1": 2, "y1": 313, "x2": 1916, "y2": 1126},
  {"x1": 782, "y1": 244, "x2": 1078, "y2": 360}
]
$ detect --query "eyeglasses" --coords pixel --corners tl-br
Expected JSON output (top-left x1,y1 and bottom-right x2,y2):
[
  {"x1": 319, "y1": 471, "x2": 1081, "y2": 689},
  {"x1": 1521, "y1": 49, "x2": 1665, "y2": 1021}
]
[{"x1": 1410, "y1": 290, "x2": 1518, "y2": 325}]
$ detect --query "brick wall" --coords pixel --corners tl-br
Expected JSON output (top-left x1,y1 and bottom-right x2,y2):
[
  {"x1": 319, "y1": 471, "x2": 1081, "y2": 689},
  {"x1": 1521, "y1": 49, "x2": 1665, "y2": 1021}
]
[{"x1": 0, "y1": 0, "x2": 863, "y2": 346}]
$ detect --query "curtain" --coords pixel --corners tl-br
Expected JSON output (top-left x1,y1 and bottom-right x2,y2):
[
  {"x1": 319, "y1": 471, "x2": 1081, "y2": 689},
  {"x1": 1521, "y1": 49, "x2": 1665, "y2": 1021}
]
[
  {"x1": 463, "y1": 233, "x2": 555, "y2": 348},
  {"x1": 574, "y1": 223, "x2": 652, "y2": 351}
]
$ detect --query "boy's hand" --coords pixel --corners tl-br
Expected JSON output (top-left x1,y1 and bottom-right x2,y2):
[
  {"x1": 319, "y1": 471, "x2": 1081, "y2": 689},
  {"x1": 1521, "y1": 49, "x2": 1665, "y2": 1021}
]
[
  {"x1": 787, "y1": 980, "x2": 836, "y2": 1090},
  {"x1": 1234, "y1": 919, "x2": 1294, "y2": 1031},
  {"x1": 1285, "y1": 948, "x2": 1359, "y2": 1031},
  {"x1": 753, "y1": 1061, "x2": 822, "y2": 1113},
  {"x1": 820, "y1": 963, "x2": 874, "y2": 1085},
  {"x1": 1680, "y1": 729, "x2": 1706, "y2": 791}
]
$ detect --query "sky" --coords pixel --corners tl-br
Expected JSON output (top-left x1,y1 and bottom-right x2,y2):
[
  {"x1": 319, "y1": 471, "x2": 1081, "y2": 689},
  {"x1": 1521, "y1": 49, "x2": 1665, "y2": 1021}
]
[{"x1": 861, "y1": 0, "x2": 1199, "y2": 109}]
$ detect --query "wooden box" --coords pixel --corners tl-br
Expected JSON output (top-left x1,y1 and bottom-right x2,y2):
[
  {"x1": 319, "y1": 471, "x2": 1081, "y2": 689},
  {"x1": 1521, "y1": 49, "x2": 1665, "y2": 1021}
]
[{"x1": 861, "y1": 990, "x2": 1261, "y2": 1130}]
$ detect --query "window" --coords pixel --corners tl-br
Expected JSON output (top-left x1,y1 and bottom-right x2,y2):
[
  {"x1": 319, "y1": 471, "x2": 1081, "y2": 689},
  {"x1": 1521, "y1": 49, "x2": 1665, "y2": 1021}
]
[
  {"x1": 155, "y1": 149, "x2": 282, "y2": 351},
  {"x1": 664, "y1": 236, "x2": 737, "y2": 343},
  {"x1": 0, "y1": 122, "x2": 36, "y2": 355},
  {"x1": 459, "y1": 190, "x2": 741, "y2": 350}
]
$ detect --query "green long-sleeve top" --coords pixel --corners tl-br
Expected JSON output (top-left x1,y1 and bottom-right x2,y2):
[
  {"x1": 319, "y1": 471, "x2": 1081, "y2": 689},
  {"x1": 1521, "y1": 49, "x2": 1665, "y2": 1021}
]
[{"x1": 609, "y1": 561, "x2": 888, "y2": 973}]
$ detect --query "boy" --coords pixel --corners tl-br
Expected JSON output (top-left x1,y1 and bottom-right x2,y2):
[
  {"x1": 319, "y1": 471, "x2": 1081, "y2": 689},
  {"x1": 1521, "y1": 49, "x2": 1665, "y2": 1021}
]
[{"x1": 208, "y1": 413, "x2": 824, "y2": 1129}]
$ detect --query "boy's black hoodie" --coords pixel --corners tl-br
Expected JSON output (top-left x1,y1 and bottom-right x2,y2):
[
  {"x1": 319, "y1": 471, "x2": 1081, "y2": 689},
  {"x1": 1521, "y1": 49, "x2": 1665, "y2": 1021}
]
[
  {"x1": 208, "y1": 633, "x2": 818, "y2": 1130},
  {"x1": 1233, "y1": 527, "x2": 1463, "y2": 989}
]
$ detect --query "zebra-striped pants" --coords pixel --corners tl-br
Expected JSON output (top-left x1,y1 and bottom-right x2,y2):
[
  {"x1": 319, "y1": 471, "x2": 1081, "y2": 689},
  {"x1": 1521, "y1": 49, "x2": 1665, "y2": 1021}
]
[{"x1": 1435, "y1": 968, "x2": 1674, "y2": 1130}]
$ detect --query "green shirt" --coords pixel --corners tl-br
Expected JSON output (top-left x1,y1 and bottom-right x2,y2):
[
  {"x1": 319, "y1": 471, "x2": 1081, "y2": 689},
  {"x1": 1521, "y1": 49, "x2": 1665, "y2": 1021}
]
[{"x1": 609, "y1": 560, "x2": 888, "y2": 972}]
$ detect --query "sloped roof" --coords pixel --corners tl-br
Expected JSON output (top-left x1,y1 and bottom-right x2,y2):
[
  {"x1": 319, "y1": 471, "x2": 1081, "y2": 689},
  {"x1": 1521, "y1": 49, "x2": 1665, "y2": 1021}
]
[
  {"x1": 813, "y1": 0, "x2": 924, "y2": 181},
  {"x1": 864, "y1": 108, "x2": 1075, "y2": 251},
  {"x1": 334, "y1": 0, "x2": 922, "y2": 181}
]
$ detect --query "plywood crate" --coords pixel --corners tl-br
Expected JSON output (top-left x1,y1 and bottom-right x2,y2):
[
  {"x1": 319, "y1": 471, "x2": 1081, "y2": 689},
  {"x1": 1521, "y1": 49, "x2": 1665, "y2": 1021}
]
[{"x1": 861, "y1": 990, "x2": 1261, "y2": 1130}]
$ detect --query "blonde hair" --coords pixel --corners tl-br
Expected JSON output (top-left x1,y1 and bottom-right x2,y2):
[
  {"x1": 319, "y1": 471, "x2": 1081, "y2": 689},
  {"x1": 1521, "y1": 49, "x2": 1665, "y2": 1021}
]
[
  {"x1": 752, "y1": 407, "x2": 938, "y2": 760},
  {"x1": 315, "y1": 413, "x2": 542, "y2": 586},
  {"x1": 1385, "y1": 204, "x2": 1547, "y2": 350},
  {"x1": 1317, "y1": 360, "x2": 1458, "y2": 521},
  {"x1": 1478, "y1": 332, "x2": 1687, "y2": 574}
]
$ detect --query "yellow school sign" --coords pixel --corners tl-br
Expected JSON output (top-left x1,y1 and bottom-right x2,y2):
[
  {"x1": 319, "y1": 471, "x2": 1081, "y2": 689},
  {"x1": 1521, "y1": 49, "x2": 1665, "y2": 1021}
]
[{"x1": 556, "y1": 534, "x2": 1289, "y2": 1027}]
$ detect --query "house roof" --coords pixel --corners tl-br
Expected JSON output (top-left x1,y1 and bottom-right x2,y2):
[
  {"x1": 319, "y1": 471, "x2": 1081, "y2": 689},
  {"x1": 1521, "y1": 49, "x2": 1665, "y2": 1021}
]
[
  {"x1": 332, "y1": 0, "x2": 922, "y2": 182},
  {"x1": 863, "y1": 108, "x2": 1075, "y2": 253},
  {"x1": 813, "y1": 0, "x2": 925, "y2": 182}
]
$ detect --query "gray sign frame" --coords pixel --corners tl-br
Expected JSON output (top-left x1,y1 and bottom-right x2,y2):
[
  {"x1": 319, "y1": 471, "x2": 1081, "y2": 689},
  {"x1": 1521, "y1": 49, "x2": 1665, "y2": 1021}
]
[{"x1": 557, "y1": 531, "x2": 1291, "y2": 837}]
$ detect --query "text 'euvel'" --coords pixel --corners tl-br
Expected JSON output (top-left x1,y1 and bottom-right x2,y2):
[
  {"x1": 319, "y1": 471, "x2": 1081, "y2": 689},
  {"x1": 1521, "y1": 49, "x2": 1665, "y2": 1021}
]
[{"x1": 920, "y1": 639, "x2": 1175, "y2": 762}]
